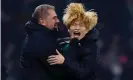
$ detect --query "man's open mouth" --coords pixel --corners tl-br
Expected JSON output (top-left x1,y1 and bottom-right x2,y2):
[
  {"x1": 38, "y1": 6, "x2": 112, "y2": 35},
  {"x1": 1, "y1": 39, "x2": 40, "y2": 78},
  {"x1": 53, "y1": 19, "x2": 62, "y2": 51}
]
[
  {"x1": 54, "y1": 23, "x2": 57, "y2": 27},
  {"x1": 73, "y1": 32, "x2": 80, "y2": 37}
]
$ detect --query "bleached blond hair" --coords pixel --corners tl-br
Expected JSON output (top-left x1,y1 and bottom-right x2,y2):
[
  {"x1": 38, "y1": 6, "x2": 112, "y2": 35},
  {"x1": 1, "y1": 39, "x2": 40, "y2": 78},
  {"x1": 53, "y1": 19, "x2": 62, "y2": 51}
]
[{"x1": 63, "y1": 3, "x2": 98, "y2": 31}]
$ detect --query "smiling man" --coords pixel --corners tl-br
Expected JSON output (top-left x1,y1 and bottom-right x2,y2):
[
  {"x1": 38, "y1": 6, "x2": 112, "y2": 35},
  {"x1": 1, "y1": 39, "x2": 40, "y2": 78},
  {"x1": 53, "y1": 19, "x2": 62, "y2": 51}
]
[{"x1": 20, "y1": 4, "x2": 64, "y2": 80}]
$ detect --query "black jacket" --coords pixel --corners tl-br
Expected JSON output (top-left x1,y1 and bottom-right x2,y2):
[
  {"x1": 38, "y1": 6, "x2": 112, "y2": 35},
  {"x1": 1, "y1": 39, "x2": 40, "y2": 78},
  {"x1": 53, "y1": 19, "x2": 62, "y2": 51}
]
[
  {"x1": 20, "y1": 21, "x2": 68, "y2": 80},
  {"x1": 57, "y1": 28, "x2": 99, "y2": 80}
]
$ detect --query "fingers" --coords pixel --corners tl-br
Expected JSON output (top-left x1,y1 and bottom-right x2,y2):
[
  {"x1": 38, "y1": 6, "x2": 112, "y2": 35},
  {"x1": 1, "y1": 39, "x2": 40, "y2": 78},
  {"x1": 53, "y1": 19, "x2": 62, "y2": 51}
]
[
  {"x1": 47, "y1": 55, "x2": 58, "y2": 65},
  {"x1": 56, "y1": 49, "x2": 61, "y2": 55},
  {"x1": 47, "y1": 58, "x2": 57, "y2": 61},
  {"x1": 47, "y1": 52, "x2": 64, "y2": 65},
  {"x1": 47, "y1": 60, "x2": 58, "y2": 65},
  {"x1": 47, "y1": 56, "x2": 57, "y2": 62},
  {"x1": 48, "y1": 55, "x2": 56, "y2": 58},
  {"x1": 49, "y1": 62, "x2": 57, "y2": 65},
  {"x1": 47, "y1": 58, "x2": 58, "y2": 65}
]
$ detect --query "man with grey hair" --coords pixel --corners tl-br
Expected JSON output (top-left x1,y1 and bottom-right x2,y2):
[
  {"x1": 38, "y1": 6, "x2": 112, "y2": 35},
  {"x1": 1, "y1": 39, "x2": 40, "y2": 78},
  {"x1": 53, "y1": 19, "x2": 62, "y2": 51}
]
[
  {"x1": 31, "y1": 4, "x2": 59, "y2": 29},
  {"x1": 20, "y1": 4, "x2": 67, "y2": 80}
]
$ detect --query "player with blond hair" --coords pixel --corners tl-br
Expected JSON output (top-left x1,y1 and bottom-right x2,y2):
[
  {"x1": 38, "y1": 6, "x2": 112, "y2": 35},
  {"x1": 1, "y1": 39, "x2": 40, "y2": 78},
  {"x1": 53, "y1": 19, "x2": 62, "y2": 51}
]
[{"x1": 47, "y1": 3, "x2": 99, "y2": 80}]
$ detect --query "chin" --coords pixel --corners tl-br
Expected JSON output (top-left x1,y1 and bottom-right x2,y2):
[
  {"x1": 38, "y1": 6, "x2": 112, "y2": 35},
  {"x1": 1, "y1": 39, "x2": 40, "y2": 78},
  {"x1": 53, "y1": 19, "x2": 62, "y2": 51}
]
[{"x1": 73, "y1": 37, "x2": 80, "y2": 40}]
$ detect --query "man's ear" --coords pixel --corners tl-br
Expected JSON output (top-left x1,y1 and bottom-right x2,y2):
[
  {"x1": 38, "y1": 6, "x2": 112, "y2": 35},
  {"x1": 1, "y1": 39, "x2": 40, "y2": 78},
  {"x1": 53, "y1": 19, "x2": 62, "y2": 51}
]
[{"x1": 39, "y1": 18, "x2": 46, "y2": 25}]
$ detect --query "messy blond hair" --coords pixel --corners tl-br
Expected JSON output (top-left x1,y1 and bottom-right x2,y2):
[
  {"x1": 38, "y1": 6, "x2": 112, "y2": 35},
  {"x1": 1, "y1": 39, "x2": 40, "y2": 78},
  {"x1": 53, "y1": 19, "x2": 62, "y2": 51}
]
[{"x1": 63, "y1": 3, "x2": 98, "y2": 31}]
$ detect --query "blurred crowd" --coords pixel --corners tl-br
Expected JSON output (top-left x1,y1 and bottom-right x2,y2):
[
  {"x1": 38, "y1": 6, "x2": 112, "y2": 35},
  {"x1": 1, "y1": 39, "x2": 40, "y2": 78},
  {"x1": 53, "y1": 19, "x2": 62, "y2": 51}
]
[{"x1": 1, "y1": 0, "x2": 133, "y2": 80}]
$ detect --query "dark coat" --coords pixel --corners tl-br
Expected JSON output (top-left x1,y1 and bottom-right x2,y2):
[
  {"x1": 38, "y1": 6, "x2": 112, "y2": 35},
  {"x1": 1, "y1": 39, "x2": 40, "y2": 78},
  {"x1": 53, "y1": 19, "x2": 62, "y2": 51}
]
[
  {"x1": 20, "y1": 21, "x2": 68, "y2": 80},
  {"x1": 57, "y1": 28, "x2": 99, "y2": 80}
]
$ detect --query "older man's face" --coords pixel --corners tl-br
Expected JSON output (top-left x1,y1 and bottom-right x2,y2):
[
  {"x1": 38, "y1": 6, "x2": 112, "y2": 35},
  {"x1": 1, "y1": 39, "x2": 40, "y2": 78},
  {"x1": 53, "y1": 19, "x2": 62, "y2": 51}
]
[{"x1": 45, "y1": 9, "x2": 60, "y2": 30}]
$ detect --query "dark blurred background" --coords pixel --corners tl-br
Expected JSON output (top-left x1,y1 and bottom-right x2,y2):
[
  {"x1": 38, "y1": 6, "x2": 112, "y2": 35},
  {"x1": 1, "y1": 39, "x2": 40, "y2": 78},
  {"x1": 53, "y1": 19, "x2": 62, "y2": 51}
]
[{"x1": 1, "y1": 0, "x2": 133, "y2": 80}]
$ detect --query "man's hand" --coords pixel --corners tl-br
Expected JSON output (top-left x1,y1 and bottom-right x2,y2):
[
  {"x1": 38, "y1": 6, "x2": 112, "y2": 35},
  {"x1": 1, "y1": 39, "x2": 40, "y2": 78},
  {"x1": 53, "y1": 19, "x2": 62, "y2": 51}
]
[{"x1": 47, "y1": 49, "x2": 65, "y2": 65}]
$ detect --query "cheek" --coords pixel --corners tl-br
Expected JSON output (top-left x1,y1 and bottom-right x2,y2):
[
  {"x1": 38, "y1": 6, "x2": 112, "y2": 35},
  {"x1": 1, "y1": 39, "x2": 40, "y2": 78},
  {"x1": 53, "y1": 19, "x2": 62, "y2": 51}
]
[
  {"x1": 69, "y1": 26, "x2": 74, "y2": 32},
  {"x1": 51, "y1": 19, "x2": 54, "y2": 23},
  {"x1": 69, "y1": 26, "x2": 74, "y2": 30},
  {"x1": 80, "y1": 28, "x2": 88, "y2": 34},
  {"x1": 48, "y1": 18, "x2": 54, "y2": 24},
  {"x1": 68, "y1": 29, "x2": 72, "y2": 34}
]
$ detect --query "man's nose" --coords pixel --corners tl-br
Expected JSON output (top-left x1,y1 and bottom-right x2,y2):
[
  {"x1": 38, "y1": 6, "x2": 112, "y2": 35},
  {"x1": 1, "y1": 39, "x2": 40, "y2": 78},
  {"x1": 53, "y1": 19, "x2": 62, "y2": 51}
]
[
  {"x1": 56, "y1": 18, "x2": 60, "y2": 23},
  {"x1": 75, "y1": 25, "x2": 80, "y2": 30}
]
